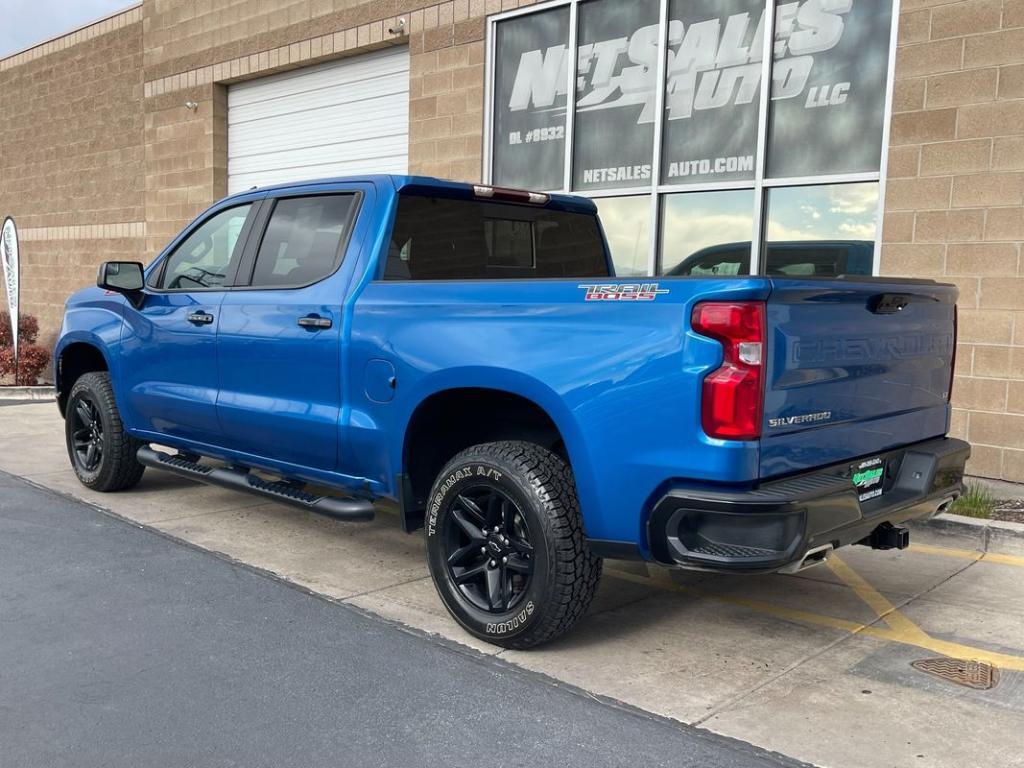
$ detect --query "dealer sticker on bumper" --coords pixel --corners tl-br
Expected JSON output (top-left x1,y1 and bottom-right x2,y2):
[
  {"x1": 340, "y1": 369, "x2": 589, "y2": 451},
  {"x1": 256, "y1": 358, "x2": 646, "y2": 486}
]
[{"x1": 852, "y1": 457, "x2": 885, "y2": 502}]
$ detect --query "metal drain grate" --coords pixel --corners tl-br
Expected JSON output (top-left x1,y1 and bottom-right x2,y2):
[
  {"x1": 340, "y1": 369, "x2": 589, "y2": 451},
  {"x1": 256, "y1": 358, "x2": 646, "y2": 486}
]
[{"x1": 911, "y1": 657, "x2": 999, "y2": 690}]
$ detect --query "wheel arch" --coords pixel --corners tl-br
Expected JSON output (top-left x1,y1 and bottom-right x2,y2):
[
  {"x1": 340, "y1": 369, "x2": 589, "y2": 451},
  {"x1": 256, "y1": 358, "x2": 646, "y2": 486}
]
[
  {"x1": 55, "y1": 341, "x2": 110, "y2": 417},
  {"x1": 398, "y1": 380, "x2": 592, "y2": 534}
]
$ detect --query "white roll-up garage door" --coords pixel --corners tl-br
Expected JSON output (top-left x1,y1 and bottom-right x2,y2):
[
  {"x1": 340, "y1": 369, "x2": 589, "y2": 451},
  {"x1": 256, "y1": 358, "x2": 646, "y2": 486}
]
[{"x1": 227, "y1": 46, "x2": 409, "y2": 194}]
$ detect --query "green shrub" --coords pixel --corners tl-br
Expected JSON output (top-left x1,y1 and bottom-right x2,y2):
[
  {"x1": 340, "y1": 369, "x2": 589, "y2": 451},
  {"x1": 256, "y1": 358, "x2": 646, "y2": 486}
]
[{"x1": 949, "y1": 482, "x2": 996, "y2": 519}]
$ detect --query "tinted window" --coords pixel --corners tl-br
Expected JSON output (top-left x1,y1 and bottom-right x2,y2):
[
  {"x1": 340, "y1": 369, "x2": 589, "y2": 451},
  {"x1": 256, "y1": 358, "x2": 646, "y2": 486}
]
[
  {"x1": 384, "y1": 195, "x2": 608, "y2": 280},
  {"x1": 593, "y1": 195, "x2": 650, "y2": 277},
  {"x1": 158, "y1": 203, "x2": 252, "y2": 290},
  {"x1": 659, "y1": 190, "x2": 754, "y2": 276},
  {"x1": 491, "y1": 7, "x2": 569, "y2": 191},
  {"x1": 250, "y1": 194, "x2": 356, "y2": 288}
]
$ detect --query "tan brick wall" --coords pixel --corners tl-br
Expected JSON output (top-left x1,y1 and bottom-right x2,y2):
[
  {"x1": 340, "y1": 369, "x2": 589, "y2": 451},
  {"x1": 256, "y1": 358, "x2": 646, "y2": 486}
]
[
  {"x1": 409, "y1": 39, "x2": 485, "y2": 180},
  {"x1": 884, "y1": 0, "x2": 1024, "y2": 482},
  {"x1": 143, "y1": 83, "x2": 227, "y2": 256},
  {"x1": 137, "y1": 0, "x2": 519, "y2": 249},
  {"x1": 0, "y1": 14, "x2": 145, "y2": 352}
]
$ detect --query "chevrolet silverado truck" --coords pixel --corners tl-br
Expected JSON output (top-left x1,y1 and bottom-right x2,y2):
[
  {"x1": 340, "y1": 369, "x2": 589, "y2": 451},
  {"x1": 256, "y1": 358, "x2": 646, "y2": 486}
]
[{"x1": 54, "y1": 175, "x2": 969, "y2": 648}]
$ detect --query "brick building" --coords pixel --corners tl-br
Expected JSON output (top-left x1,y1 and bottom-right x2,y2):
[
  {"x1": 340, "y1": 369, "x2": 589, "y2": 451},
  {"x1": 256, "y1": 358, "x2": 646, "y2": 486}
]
[{"x1": 0, "y1": 0, "x2": 1022, "y2": 483}]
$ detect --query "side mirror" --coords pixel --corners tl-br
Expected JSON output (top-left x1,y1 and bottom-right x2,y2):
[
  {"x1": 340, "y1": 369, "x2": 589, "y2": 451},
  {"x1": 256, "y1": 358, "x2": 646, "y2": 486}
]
[{"x1": 97, "y1": 261, "x2": 146, "y2": 308}]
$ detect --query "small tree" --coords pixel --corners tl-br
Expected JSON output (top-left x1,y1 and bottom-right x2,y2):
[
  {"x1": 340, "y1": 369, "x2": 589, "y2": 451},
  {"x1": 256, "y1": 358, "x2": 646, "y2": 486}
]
[{"x1": 0, "y1": 312, "x2": 50, "y2": 385}]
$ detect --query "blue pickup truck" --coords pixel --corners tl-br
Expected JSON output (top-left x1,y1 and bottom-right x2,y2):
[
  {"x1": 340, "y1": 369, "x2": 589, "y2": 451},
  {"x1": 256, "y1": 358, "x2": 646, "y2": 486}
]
[{"x1": 55, "y1": 175, "x2": 969, "y2": 648}]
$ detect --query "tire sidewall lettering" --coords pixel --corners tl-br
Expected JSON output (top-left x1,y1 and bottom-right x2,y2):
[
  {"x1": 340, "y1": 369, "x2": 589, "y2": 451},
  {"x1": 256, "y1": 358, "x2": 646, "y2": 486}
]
[
  {"x1": 485, "y1": 600, "x2": 534, "y2": 635},
  {"x1": 426, "y1": 464, "x2": 504, "y2": 536}
]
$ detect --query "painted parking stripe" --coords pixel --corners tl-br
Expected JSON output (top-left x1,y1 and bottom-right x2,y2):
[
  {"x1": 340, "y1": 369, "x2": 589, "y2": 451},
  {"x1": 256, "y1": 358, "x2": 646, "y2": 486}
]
[
  {"x1": 608, "y1": 553, "x2": 1024, "y2": 672},
  {"x1": 909, "y1": 543, "x2": 1024, "y2": 569}
]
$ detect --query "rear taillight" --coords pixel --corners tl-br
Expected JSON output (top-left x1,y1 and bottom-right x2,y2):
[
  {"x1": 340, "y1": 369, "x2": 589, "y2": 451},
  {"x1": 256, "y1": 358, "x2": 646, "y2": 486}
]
[
  {"x1": 948, "y1": 304, "x2": 958, "y2": 402},
  {"x1": 691, "y1": 301, "x2": 766, "y2": 440}
]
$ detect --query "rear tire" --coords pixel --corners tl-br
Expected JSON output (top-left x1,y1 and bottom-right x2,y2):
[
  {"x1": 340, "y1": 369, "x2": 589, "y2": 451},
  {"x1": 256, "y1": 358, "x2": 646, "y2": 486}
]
[
  {"x1": 65, "y1": 371, "x2": 146, "y2": 492},
  {"x1": 425, "y1": 440, "x2": 602, "y2": 649}
]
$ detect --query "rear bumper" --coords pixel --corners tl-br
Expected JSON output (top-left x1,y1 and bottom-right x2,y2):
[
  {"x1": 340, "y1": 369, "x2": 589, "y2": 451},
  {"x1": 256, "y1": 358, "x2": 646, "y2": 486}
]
[{"x1": 646, "y1": 436, "x2": 970, "y2": 573}]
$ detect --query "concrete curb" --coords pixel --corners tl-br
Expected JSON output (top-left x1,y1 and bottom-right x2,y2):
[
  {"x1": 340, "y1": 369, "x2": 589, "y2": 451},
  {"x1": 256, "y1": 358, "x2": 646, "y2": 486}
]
[
  {"x1": 909, "y1": 512, "x2": 1024, "y2": 558},
  {"x1": 0, "y1": 385, "x2": 55, "y2": 401}
]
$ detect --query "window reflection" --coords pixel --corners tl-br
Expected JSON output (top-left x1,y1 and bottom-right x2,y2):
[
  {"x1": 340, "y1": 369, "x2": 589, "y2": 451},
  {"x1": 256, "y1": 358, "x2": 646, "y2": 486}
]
[
  {"x1": 594, "y1": 195, "x2": 651, "y2": 276},
  {"x1": 660, "y1": 0, "x2": 763, "y2": 185},
  {"x1": 764, "y1": 183, "x2": 877, "y2": 276},
  {"x1": 766, "y1": 0, "x2": 893, "y2": 178},
  {"x1": 659, "y1": 189, "x2": 754, "y2": 275},
  {"x1": 492, "y1": 7, "x2": 569, "y2": 191}
]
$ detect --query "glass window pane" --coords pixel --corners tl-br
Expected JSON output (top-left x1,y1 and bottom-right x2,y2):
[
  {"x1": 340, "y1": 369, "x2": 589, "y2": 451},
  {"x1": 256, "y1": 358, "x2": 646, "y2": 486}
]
[
  {"x1": 661, "y1": 0, "x2": 765, "y2": 185},
  {"x1": 492, "y1": 8, "x2": 570, "y2": 191},
  {"x1": 659, "y1": 189, "x2": 755, "y2": 275},
  {"x1": 572, "y1": 0, "x2": 660, "y2": 191},
  {"x1": 766, "y1": 0, "x2": 893, "y2": 178},
  {"x1": 764, "y1": 182, "x2": 877, "y2": 275},
  {"x1": 251, "y1": 195, "x2": 355, "y2": 288},
  {"x1": 384, "y1": 195, "x2": 609, "y2": 280},
  {"x1": 160, "y1": 203, "x2": 252, "y2": 290},
  {"x1": 594, "y1": 195, "x2": 651, "y2": 276}
]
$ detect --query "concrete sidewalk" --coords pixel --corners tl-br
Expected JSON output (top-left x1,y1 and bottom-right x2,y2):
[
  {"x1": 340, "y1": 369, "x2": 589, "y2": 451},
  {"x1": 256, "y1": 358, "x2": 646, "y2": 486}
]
[{"x1": 3, "y1": 401, "x2": 1024, "y2": 768}]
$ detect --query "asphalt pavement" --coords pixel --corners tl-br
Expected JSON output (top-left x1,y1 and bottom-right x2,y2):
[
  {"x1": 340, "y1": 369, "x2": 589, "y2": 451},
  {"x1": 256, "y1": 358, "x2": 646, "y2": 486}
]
[{"x1": 0, "y1": 471, "x2": 803, "y2": 768}]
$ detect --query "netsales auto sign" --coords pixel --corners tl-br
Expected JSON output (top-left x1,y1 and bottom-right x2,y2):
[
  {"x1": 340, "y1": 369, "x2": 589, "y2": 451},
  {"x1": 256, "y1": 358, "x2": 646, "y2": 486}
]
[
  {"x1": 510, "y1": 0, "x2": 854, "y2": 124},
  {"x1": 492, "y1": 0, "x2": 890, "y2": 187}
]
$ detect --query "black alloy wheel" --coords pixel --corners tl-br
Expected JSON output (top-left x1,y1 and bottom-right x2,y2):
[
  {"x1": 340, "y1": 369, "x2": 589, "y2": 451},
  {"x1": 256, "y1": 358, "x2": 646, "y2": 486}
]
[
  {"x1": 443, "y1": 485, "x2": 534, "y2": 613},
  {"x1": 70, "y1": 395, "x2": 104, "y2": 472},
  {"x1": 425, "y1": 441, "x2": 602, "y2": 649},
  {"x1": 64, "y1": 371, "x2": 146, "y2": 492}
]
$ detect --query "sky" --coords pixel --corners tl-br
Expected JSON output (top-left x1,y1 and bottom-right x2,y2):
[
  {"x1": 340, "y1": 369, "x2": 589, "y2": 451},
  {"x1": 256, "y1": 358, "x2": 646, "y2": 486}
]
[{"x1": 0, "y1": 0, "x2": 132, "y2": 59}]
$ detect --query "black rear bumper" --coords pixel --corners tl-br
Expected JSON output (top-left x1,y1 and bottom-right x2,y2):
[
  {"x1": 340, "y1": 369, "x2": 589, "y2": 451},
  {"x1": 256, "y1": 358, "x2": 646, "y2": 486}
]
[{"x1": 647, "y1": 437, "x2": 970, "y2": 573}]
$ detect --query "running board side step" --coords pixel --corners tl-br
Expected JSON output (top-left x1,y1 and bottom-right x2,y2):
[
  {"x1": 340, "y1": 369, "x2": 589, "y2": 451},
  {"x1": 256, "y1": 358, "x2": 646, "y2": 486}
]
[{"x1": 137, "y1": 446, "x2": 375, "y2": 522}]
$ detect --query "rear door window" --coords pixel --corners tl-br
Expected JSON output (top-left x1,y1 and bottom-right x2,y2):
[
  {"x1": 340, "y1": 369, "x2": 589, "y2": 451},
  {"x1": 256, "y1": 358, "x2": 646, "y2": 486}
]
[
  {"x1": 384, "y1": 194, "x2": 609, "y2": 280},
  {"x1": 248, "y1": 194, "x2": 357, "y2": 288}
]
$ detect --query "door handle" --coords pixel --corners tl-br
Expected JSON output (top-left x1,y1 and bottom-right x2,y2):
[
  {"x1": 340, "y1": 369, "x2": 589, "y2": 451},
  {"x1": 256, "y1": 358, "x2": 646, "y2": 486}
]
[
  {"x1": 297, "y1": 315, "x2": 332, "y2": 330},
  {"x1": 187, "y1": 311, "x2": 215, "y2": 325}
]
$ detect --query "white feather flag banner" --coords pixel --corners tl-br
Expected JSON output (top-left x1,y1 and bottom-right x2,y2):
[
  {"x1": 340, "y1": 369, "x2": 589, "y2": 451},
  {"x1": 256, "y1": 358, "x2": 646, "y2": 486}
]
[{"x1": 1, "y1": 217, "x2": 19, "y2": 366}]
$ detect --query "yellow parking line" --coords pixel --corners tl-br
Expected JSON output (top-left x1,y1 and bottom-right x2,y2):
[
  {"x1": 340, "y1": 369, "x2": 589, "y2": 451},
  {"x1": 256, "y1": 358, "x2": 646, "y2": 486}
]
[
  {"x1": 826, "y1": 555, "x2": 931, "y2": 643},
  {"x1": 607, "y1": 554, "x2": 1024, "y2": 672},
  {"x1": 909, "y1": 543, "x2": 1024, "y2": 569},
  {"x1": 827, "y1": 553, "x2": 1024, "y2": 672},
  {"x1": 607, "y1": 568, "x2": 880, "y2": 636}
]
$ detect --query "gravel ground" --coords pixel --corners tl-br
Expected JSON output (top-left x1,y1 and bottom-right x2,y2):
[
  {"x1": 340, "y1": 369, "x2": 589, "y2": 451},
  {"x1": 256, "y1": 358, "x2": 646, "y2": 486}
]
[{"x1": 993, "y1": 498, "x2": 1024, "y2": 524}]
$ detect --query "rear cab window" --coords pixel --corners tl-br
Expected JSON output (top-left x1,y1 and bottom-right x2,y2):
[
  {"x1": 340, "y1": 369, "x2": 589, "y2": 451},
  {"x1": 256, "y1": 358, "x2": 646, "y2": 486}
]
[
  {"x1": 383, "y1": 193, "x2": 610, "y2": 280},
  {"x1": 247, "y1": 194, "x2": 357, "y2": 288}
]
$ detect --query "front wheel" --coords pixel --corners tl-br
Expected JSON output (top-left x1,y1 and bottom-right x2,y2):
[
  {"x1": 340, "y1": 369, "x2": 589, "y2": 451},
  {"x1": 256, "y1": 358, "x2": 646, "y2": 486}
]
[
  {"x1": 425, "y1": 441, "x2": 602, "y2": 649},
  {"x1": 65, "y1": 371, "x2": 146, "y2": 492}
]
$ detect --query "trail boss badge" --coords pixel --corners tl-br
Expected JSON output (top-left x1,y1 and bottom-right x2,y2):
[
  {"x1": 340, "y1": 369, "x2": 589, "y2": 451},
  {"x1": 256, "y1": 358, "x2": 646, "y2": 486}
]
[{"x1": 579, "y1": 283, "x2": 669, "y2": 301}]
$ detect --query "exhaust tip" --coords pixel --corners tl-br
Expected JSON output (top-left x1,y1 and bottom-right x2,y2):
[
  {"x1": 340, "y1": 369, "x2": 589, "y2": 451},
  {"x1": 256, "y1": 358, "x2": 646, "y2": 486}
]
[{"x1": 780, "y1": 544, "x2": 833, "y2": 574}]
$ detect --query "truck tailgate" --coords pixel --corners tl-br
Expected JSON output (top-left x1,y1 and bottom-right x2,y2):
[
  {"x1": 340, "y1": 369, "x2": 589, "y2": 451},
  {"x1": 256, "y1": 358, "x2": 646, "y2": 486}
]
[{"x1": 760, "y1": 278, "x2": 957, "y2": 479}]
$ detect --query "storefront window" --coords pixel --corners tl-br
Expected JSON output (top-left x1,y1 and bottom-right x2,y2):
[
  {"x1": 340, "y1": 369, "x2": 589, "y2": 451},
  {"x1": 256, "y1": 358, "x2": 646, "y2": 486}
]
[
  {"x1": 766, "y1": 0, "x2": 893, "y2": 178},
  {"x1": 764, "y1": 182, "x2": 878, "y2": 275},
  {"x1": 572, "y1": 0, "x2": 660, "y2": 191},
  {"x1": 594, "y1": 195, "x2": 651, "y2": 276},
  {"x1": 491, "y1": 7, "x2": 569, "y2": 191},
  {"x1": 487, "y1": 0, "x2": 895, "y2": 276},
  {"x1": 660, "y1": 0, "x2": 764, "y2": 185},
  {"x1": 659, "y1": 190, "x2": 755, "y2": 275}
]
